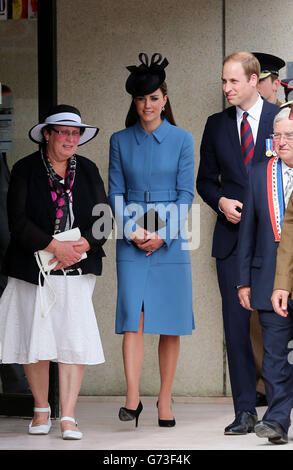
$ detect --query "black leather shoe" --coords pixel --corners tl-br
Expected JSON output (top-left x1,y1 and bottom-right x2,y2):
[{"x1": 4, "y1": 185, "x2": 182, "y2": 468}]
[
  {"x1": 224, "y1": 411, "x2": 258, "y2": 435},
  {"x1": 255, "y1": 420, "x2": 288, "y2": 444},
  {"x1": 255, "y1": 392, "x2": 268, "y2": 407}
]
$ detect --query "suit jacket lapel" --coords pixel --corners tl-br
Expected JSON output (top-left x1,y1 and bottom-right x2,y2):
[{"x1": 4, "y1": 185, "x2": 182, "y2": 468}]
[
  {"x1": 254, "y1": 100, "x2": 270, "y2": 163},
  {"x1": 225, "y1": 107, "x2": 248, "y2": 178}
]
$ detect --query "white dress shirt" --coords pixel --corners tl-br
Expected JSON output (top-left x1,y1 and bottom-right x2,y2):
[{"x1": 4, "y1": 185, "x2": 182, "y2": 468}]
[
  {"x1": 236, "y1": 95, "x2": 264, "y2": 144},
  {"x1": 282, "y1": 160, "x2": 293, "y2": 189},
  {"x1": 282, "y1": 160, "x2": 293, "y2": 208}
]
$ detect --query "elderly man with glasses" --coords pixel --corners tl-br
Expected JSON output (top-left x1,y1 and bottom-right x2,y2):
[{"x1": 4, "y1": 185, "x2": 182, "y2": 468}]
[{"x1": 237, "y1": 107, "x2": 293, "y2": 444}]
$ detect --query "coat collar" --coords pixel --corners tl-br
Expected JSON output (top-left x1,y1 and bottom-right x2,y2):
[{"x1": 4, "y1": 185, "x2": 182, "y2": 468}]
[{"x1": 134, "y1": 118, "x2": 171, "y2": 145}]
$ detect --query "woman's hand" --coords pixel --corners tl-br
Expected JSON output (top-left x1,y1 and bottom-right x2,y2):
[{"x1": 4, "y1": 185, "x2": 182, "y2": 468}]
[
  {"x1": 130, "y1": 228, "x2": 149, "y2": 245},
  {"x1": 45, "y1": 239, "x2": 84, "y2": 271},
  {"x1": 70, "y1": 237, "x2": 90, "y2": 255},
  {"x1": 130, "y1": 228, "x2": 164, "y2": 255},
  {"x1": 138, "y1": 232, "x2": 165, "y2": 256}
]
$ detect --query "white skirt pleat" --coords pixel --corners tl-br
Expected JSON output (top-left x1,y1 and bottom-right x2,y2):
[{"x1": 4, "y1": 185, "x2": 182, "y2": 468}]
[{"x1": 0, "y1": 275, "x2": 105, "y2": 365}]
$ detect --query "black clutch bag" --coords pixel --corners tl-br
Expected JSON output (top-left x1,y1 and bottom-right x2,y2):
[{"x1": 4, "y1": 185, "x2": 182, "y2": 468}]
[{"x1": 136, "y1": 208, "x2": 166, "y2": 233}]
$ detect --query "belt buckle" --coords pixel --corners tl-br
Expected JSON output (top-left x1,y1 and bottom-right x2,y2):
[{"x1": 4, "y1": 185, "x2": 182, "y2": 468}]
[{"x1": 144, "y1": 190, "x2": 150, "y2": 202}]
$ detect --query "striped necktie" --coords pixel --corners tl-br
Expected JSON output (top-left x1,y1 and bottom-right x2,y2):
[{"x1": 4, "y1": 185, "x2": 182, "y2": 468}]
[
  {"x1": 241, "y1": 112, "x2": 255, "y2": 169},
  {"x1": 284, "y1": 168, "x2": 293, "y2": 208}
]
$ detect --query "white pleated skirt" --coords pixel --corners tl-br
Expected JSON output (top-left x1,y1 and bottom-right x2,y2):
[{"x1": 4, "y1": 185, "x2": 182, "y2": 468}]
[{"x1": 0, "y1": 275, "x2": 105, "y2": 365}]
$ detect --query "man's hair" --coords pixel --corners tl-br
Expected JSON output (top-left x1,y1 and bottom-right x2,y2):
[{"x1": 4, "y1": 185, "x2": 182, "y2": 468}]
[
  {"x1": 270, "y1": 73, "x2": 279, "y2": 83},
  {"x1": 274, "y1": 107, "x2": 291, "y2": 126},
  {"x1": 223, "y1": 51, "x2": 261, "y2": 81}
]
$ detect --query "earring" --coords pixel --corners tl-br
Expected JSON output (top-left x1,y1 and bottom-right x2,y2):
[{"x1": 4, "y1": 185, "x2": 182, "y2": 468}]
[{"x1": 162, "y1": 106, "x2": 165, "y2": 112}]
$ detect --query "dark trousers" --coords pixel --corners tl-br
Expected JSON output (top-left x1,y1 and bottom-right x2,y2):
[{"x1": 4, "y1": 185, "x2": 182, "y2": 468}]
[
  {"x1": 216, "y1": 252, "x2": 256, "y2": 415},
  {"x1": 259, "y1": 308, "x2": 293, "y2": 433},
  {"x1": 0, "y1": 364, "x2": 31, "y2": 394},
  {"x1": 250, "y1": 309, "x2": 266, "y2": 395}
]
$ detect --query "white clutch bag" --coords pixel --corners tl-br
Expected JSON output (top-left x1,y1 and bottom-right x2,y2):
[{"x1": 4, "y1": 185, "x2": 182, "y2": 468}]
[
  {"x1": 34, "y1": 228, "x2": 87, "y2": 318},
  {"x1": 34, "y1": 227, "x2": 87, "y2": 272}
]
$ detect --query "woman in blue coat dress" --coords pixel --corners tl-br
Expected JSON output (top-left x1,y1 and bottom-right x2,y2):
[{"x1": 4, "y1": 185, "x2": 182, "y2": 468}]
[{"x1": 108, "y1": 53, "x2": 195, "y2": 427}]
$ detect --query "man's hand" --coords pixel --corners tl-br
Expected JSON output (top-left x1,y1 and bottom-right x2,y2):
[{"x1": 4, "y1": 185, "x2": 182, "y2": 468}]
[
  {"x1": 219, "y1": 197, "x2": 243, "y2": 224},
  {"x1": 271, "y1": 289, "x2": 290, "y2": 317},
  {"x1": 238, "y1": 286, "x2": 253, "y2": 311}
]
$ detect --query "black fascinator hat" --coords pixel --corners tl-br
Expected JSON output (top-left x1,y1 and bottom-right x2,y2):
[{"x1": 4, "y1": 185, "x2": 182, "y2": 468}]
[{"x1": 125, "y1": 53, "x2": 169, "y2": 96}]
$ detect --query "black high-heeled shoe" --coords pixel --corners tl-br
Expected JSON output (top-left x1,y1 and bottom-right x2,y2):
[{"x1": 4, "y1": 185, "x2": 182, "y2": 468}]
[
  {"x1": 156, "y1": 400, "x2": 176, "y2": 427},
  {"x1": 118, "y1": 401, "x2": 143, "y2": 427}
]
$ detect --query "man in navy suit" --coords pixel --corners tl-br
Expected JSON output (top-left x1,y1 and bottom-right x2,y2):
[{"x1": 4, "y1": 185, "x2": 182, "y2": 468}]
[
  {"x1": 196, "y1": 51, "x2": 279, "y2": 434},
  {"x1": 237, "y1": 107, "x2": 293, "y2": 444}
]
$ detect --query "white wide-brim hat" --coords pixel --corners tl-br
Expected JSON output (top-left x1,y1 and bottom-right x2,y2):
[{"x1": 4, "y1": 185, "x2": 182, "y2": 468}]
[{"x1": 28, "y1": 104, "x2": 99, "y2": 146}]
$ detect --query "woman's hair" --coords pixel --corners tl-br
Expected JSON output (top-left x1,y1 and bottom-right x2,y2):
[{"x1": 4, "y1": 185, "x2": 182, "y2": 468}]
[
  {"x1": 223, "y1": 51, "x2": 261, "y2": 82},
  {"x1": 125, "y1": 81, "x2": 177, "y2": 128},
  {"x1": 41, "y1": 124, "x2": 85, "y2": 143}
]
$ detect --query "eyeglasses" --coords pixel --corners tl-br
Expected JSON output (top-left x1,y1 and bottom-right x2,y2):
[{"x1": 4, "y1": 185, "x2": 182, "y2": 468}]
[
  {"x1": 51, "y1": 128, "x2": 81, "y2": 138},
  {"x1": 270, "y1": 133, "x2": 293, "y2": 142}
]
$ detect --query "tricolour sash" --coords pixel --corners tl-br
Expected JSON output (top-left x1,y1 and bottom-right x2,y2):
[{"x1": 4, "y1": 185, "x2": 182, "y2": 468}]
[{"x1": 267, "y1": 156, "x2": 284, "y2": 242}]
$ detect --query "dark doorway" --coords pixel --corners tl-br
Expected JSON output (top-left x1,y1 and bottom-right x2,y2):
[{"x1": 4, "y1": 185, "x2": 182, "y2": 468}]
[{"x1": 0, "y1": 0, "x2": 59, "y2": 418}]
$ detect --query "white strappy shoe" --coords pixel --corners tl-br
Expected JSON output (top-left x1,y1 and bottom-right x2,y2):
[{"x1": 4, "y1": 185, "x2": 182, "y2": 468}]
[
  {"x1": 28, "y1": 406, "x2": 51, "y2": 435},
  {"x1": 61, "y1": 416, "x2": 83, "y2": 440}
]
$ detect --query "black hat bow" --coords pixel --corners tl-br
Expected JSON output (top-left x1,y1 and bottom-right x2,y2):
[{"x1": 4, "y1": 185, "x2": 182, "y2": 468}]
[{"x1": 125, "y1": 52, "x2": 168, "y2": 96}]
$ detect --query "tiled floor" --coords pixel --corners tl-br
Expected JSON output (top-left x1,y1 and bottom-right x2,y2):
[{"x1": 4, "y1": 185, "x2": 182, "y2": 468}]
[{"x1": 0, "y1": 396, "x2": 292, "y2": 451}]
